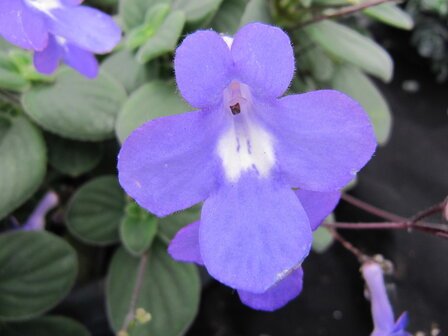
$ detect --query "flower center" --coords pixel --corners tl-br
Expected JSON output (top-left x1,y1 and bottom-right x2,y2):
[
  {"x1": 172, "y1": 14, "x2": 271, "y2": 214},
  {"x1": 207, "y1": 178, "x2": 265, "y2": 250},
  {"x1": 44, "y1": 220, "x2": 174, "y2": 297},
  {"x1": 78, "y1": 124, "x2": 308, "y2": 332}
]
[
  {"x1": 25, "y1": 0, "x2": 61, "y2": 13},
  {"x1": 217, "y1": 82, "x2": 275, "y2": 182}
]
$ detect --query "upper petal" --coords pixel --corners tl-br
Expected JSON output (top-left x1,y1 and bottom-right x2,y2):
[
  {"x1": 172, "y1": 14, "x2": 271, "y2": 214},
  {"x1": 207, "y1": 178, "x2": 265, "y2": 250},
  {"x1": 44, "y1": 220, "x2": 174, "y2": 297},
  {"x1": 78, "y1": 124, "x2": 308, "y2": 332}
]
[
  {"x1": 258, "y1": 90, "x2": 377, "y2": 191},
  {"x1": 296, "y1": 190, "x2": 341, "y2": 230},
  {"x1": 174, "y1": 30, "x2": 233, "y2": 109},
  {"x1": 231, "y1": 23, "x2": 294, "y2": 99},
  {"x1": 33, "y1": 34, "x2": 61, "y2": 75},
  {"x1": 168, "y1": 221, "x2": 204, "y2": 265},
  {"x1": 44, "y1": 5, "x2": 121, "y2": 53},
  {"x1": 118, "y1": 110, "x2": 223, "y2": 217},
  {"x1": 0, "y1": 0, "x2": 48, "y2": 50},
  {"x1": 62, "y1": 41, "x2": 99, "y2": 78},
  {"x1": 238, "y1": 267, "x2": 303, "y2": 311},
  {"x1": 200, "y1": 172, "x2": 312, "y2": 293}
]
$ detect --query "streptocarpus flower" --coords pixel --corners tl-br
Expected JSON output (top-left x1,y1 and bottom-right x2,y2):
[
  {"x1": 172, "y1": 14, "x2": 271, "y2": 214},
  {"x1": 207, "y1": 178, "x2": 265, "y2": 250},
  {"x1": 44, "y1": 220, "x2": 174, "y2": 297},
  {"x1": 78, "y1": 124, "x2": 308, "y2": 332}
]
[
  {"x1": 0, "y1": 0, "x2": 121, "y2": 77},
  {"x1": 362, "y1": 262, "x2": 411, "y2": 336},
  {"x1": 118, "y1": 23, "x2": 377, "y2": 293},
  {"x1": 168, "y1": 190, "x2": 341, "y2": 311},
  {"x1": 22, "y1": 191, "x2": 59, "y2": 231}
]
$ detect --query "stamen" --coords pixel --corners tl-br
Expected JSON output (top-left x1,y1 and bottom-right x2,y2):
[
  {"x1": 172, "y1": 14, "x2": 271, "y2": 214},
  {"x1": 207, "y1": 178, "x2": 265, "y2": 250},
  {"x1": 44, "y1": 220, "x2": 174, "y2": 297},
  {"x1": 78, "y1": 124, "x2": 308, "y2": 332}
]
[{"x1": 230, "y1": 103, "x2": 241, "y2": 115}]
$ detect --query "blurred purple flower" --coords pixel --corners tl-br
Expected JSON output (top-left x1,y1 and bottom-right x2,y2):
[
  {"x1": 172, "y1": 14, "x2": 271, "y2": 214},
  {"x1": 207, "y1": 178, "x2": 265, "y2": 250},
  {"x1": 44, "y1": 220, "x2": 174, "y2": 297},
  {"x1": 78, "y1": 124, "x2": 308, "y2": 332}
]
[
  {"x1": 0, "y1": 0, "x2": 121, "y2": 78},
  {"x1": 23, "y1": 191, "x2": 59, "y2": 231},
  {"x1": 362, "y1": 262, "x2": 411, "y2": 336},
  {"x1": 118, "y1": 23, "x2": 376, "y2": 293},
  {"x1": 168, "y1": 190, "x2": 340, "y2": 311}
]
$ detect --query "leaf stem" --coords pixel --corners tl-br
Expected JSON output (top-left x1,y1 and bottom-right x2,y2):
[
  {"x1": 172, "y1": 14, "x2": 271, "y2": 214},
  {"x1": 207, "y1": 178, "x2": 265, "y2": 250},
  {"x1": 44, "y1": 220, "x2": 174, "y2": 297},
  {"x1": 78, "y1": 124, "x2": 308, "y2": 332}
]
[
  {"x1": 294, "y1": 0, "x2": 401, "y2": 29},
  {"x1": 119, "y1": 253, "x2": 148, "y2": 334}
]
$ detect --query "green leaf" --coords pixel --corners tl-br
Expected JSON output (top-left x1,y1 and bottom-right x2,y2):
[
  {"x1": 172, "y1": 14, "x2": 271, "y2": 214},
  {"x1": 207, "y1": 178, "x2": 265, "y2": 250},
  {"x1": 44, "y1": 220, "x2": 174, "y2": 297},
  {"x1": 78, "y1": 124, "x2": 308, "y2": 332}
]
[
  {"x1": 136, "y1": 11, "x2": 186, "y2": 64},
  {"x1": 299, "y1": 47, "x2": 334, "y2": 82},
  {"x1": 0, "y1": 54, "x2": 29, "y2": 91},
  {"x1": 363, "y1": 3, "x2": 414, "y2": 30},
  {"x1": 102, "y1": 49, "x2": 157, "y2": 93},
  {"x1": 120, "y1": 202, "x2": 158, "y2": 256},
  {"x1": 172, "y1": 0, "x2": 223, "y2": 27},
  {"x1": 312, "y1": 226, "x2": 334, "y2": 253},
  {"x1": 66, "y1": 175, "x2": 125, "y2": 245},
  {"x1": 332, "y1": 64, "x2": 392, "y2": 145},
  {"x1": 116, "y1": 81, "x2": 191, "y2": 143},
  {"x1": 210, "y1": 0, "x2": 246, "y2": 35},
  {"x1": 0, "y1": 231, "x2": 78, "y2": 321},
  {"x1": 0, "y1": 114, "x2": 46, "y2": 220},
  {"x1": 119, "y1": 0, "x2": 170, "y2": 31},
  {"x1": 240, "y1": 0, "x2": 272, "y2": 26},
  {"x1": 305, "y1": 20, "x2": 393, "y2": 82},
  {"x1": 22, "y1": 68, "x2": 127, "y2": 141},
  {"x1": 1, "y1": 316, "x2": 90, "y2": 336},
  {"x1": 158, "y1": 204, "x2": 201, "y2": 241},
  {"x1": 126, "y1": 4, "x2": 171, "y2": 50},
  {"x1": 106, "y1": 243, "x2": 200, "y2": 336},
  {"x1": 47, "y1": 134, "x2": 103, "y2": 177}
]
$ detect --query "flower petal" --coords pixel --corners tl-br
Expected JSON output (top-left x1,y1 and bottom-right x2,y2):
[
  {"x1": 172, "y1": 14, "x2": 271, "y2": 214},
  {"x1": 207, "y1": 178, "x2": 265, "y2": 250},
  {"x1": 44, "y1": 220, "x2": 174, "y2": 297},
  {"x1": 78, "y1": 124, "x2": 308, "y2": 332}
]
[
  {"x1": 296, "y1": 190, "x2": 341, "y2": 230},
  {"x1": 200, "y1": 172, "x2": 312, "y2": 293},
  {"x1": 62, "y1": 42, "x2": 98, "y2": 78},
  {"x1": 118, "y1": 110, "x2": 223, "y2": 217},
  {"x1": 45, "y1": 5, "x2": 121, "y2": 53},
  {"x1": 168, "y1": 221, "x2": 204, "y2": 265},
  {"x1": 231, "y1": 23, "x2": 294, "y2": 99},
  {"x1": 238, "y1": 267, "x2": 303, "y2": 311},
  {"x1": 33, "y1": 35, "x2": 61, "y2": 75},
  {"x1": 61, "y1": 0, "x2": 83, "y2": 5},
  {"x1": 0, "y1": 0, "x2": 48, "y2": 50},
  {"x1": 259, "y1": 90, "x2": 376, "y2": 191},
  {"x1": 174, "y1": 30, "x2": 233, "y2": 109}
]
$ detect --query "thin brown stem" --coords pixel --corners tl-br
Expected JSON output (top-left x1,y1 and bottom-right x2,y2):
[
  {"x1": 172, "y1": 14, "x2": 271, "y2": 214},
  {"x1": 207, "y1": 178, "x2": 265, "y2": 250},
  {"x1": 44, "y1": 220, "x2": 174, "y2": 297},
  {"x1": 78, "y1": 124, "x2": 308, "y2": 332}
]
[
  {"x1": 411, "y1": 202, "x2": 445, "y2": 222},
  {"x1": 294, "y1": 0, "x2": 401, "y2": 29},
  {"x1": 341, "y1": 193, "x2": 406, "y2": 222},
  {"x1": 119, "y1": 253, "x2": 148, "y2": 333},
  {"x1": 325, "y1": 226, "x2": 370, "y2": 262}
]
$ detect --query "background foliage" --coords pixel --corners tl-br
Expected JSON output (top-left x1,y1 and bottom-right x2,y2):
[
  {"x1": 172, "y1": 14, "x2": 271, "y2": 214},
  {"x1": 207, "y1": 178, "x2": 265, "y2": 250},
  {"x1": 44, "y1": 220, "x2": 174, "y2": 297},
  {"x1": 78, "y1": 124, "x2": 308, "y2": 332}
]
[{"x1": 0, "y1": 0, "x2": 424, "y2": 335}]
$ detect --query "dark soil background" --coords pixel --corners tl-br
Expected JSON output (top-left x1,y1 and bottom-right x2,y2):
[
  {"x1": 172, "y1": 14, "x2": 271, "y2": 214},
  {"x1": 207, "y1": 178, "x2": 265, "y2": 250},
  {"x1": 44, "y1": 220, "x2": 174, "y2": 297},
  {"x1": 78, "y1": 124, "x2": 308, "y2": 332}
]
[{"x1": 53, "y1": 26, "x2": 448, "y2": 336}]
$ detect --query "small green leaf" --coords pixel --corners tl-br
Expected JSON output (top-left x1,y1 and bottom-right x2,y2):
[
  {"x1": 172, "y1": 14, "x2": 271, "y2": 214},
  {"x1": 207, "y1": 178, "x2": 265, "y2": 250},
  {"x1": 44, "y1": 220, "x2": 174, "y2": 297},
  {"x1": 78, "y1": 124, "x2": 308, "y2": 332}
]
[
  {"x1": 240, "y1": 0, "x2": 272, "y2": 26},
  {"x1": 0, "y1": 114, "x2": 46, "y2": 220},
  {"x1": 120, "y1": 202, "x2": 158, "y2": 256},
  {"x1": 102, "y1": 49, "x2": 157, "y2": 93},
  {"x1": 0, "y1": 231, "x2": 78, "y2": 321},
  {"x1": 0, "y1": 54, "x2": 29, "y2": 91},
  {"x1": 312, "y1": 226, "x2": 334, "y2": 253},
  {"x1": 332, "y1": 64, "x2": 392, "y2": 145},
  {"x1": 172, "y1": 0, "x2": 223, "y2": 27},
  {"x1": 119, "y1": 0, "x2": 170, "y2": 31},
  {"x1": 158, "y1": 204, "x2": 202, "y2": 241},
  {"x1": 66, "y1": 176, "x2": 125, "y2": 245},
  {"x1": 126, "y1": 4, "x2": 171, "y2": 50},
  {"x1": 116, "y1": 81, "x2": 191, "y2": 143},
  {"x1": 363, "y1": 3, "x2": 414, "y2": 30},
  {"x1": 1, "y1": 316, "x2": 90, "y2": 336},
  {"x1": 210, "y1": 0, "x2": 246, "y2": 35},
  {"x1": 136, "y1": 11, "x2": 186, "y2": 64},
  {"x1": 305, "y1": 20, "x2": 393, "y2": 82},
  {"x1": 47, "y1": 134, "x2": 103, "y2": 177},
  {"x1": 22, "y1": 68, "x2": 127, "y2": 141},
  {"x1": 106, "y1": 243, "x2": 200, "y2": 336}
]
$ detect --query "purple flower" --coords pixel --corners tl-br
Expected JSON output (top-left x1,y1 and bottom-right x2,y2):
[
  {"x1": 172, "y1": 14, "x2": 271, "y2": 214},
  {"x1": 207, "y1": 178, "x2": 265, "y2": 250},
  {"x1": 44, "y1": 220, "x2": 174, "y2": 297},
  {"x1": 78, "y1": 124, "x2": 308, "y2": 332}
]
[
  {"x1": 0, "y1": 0, "x2": 121, "y2": 77},
  {"x1": 168, "y1": 190, "x2": 341, "y2": 311},
  {"x1": 362, "y1": 262, "x2": 411, "y2": 336},
  {"x1": 23, "y1": 191, "x2": 59, "y2": 231},
  {"x1": 117, "y1": 23, "x2": 376, "y2": 293}
]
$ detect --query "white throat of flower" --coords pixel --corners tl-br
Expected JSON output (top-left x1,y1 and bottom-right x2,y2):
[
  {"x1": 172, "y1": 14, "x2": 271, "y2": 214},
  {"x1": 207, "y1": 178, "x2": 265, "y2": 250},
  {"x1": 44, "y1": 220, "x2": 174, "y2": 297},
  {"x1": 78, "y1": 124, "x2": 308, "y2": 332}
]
[
  {"x1": 217, "y1": 81, "x2": 276, "y2": 182},
  {"x1": 25, "y1": 0, "x2": 61, "y2": 13}
]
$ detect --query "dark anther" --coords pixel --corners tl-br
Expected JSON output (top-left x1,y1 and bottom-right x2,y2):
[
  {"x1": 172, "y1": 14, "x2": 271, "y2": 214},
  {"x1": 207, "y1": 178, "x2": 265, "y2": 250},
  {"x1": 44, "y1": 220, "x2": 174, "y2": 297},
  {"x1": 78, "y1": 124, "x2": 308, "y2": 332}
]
[{"x1": 230, "y1": 103, "x2": 241, "y2": 115}]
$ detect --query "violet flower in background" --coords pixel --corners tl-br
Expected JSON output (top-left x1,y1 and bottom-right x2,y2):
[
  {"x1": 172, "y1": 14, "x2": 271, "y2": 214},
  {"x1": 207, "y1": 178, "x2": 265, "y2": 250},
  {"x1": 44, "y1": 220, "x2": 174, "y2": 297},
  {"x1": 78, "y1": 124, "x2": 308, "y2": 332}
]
[
  {"x1": 0, "y1": 0, "x2": 121, "y2": 78},
  {"x1": 168, "y1": 190, "x2": 341, "y2": 311},
  {"x1": 362, "y1": 262, "x2": 411, "y2": 336},
  {"x1": 118, "y1": 23, "x2": 376, "y2": 294},
  {"x1": 22, "y1": 191, "x2": 59, "y2": 231}
]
